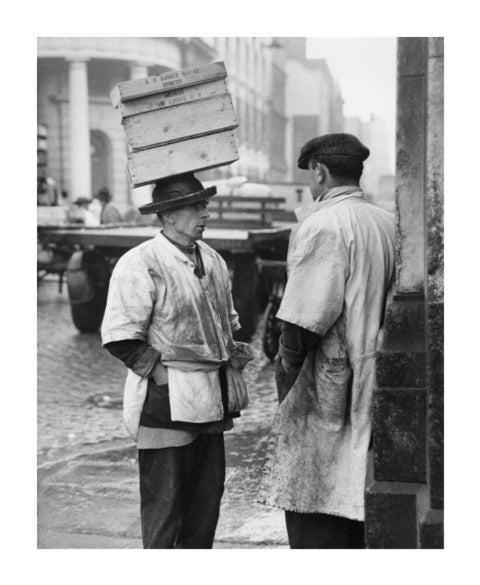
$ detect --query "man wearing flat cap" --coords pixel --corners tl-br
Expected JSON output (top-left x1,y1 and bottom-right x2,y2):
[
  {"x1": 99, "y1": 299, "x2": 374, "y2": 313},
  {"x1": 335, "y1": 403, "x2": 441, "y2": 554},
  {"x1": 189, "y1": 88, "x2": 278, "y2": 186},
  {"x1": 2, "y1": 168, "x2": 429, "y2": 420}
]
[
  {"x1": 259, "y1": 133, "x2": 395, "y2": 548},
  {"x1": 101, "y1": 172, "x2": 252, "y2": 548}
]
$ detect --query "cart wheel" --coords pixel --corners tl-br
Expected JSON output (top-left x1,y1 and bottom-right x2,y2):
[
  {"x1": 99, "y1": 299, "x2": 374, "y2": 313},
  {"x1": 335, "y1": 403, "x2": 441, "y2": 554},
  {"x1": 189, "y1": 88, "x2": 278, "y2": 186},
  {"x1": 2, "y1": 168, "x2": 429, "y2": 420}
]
[
  {"x1": 262, "y1": 300, "x2": 282, "y2": 361},
  {"x1": 67, "y1": 251, "x2": 110, "y2": 333}
]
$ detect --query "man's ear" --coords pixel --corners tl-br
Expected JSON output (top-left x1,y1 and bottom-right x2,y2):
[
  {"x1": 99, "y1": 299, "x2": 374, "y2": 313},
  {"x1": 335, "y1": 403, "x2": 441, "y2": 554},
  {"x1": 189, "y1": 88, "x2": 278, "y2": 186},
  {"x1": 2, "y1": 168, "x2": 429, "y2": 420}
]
[
  {"x1": 162, "y1": 210, "x2": 177, "y2": 225},
  {"x1": 313, "y1": 162, "x2": 327, "y2": 184}
]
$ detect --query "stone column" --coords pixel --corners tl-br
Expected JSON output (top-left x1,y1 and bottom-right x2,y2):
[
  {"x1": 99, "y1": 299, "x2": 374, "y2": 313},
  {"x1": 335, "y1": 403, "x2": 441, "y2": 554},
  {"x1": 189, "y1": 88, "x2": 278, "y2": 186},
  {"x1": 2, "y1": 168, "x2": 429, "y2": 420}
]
[
  {"x1": 365, "y1": 37, "x2": 444, "y2": 549},
  {"x1": 421, "y1": 37, "x2": 444, "y2": 548},
  {"x1": 129, "y1": 63, "x2": 152, "y2": 210},
  {"x1": 68, "y1": 59, "x2": 91, "y2": 200}
]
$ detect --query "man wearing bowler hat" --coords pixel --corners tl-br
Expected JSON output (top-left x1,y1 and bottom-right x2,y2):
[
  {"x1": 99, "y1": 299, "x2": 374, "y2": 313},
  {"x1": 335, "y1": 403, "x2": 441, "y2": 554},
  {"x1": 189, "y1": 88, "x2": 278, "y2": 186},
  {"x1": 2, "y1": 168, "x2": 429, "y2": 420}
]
[
  {"x1": 259, "y1": 133, "x2": 395, "y2": 548},
  {"x1": 101, "y1": 172, "x2": 250, "y2": 548}
]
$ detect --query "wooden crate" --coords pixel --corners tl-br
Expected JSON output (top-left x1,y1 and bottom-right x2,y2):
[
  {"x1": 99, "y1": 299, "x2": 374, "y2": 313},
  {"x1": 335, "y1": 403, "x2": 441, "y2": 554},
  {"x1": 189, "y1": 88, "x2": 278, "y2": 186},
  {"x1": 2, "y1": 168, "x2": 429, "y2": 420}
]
[
  {"x1": 111, "y1": 61, "x2": 239, "y2": 186},
  {"x1": 127, "y1": 130, "x2": 239, "y2": 187}
]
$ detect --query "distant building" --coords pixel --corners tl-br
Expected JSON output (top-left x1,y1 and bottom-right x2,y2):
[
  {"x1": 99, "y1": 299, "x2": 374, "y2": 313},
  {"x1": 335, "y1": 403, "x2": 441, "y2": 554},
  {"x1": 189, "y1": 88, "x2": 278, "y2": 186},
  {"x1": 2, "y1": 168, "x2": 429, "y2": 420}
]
[
  {"x1": 275, "y1": 37, "x2": 344, "y2": 207},
  {"x1": 345, "y1": 114, "x2": 395, "y2": 211},
  {"x1": 201, "y1": 37, "x2": 347, "y2": 211},
  {"x1": 199, "y1": 37, "x2": 287, "y2": 183}
]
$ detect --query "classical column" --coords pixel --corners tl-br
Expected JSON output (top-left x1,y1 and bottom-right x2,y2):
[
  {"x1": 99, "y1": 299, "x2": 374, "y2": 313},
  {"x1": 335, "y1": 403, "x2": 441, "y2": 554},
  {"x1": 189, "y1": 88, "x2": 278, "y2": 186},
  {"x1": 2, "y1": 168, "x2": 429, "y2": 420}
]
[
  {"x1": 68, "y1": 59, "x2": 91, "y2": 200},
  {"x1": 129, "y1": 63, "x2": 152, "y2": 209}
]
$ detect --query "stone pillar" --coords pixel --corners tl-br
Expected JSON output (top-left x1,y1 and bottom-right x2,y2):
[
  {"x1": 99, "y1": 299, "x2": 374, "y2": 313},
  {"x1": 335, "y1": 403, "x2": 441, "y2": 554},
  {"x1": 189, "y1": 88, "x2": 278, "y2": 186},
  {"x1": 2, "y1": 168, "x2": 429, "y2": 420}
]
[
  {"x1": 365, "y1": 37, "x2": 444, "y2": 549},
  {"x1": 395, "y1": 38, "x2": 427, "y2": 294},
  {"x1": 129, "y1": 63, "x2": 152, "y2": 210},
  {"x1": 421, "y1": 37, "x2": 444, "y2": 548},
  {"x1": 68, "y1": 59, "x2": 91, "y2": 200}
]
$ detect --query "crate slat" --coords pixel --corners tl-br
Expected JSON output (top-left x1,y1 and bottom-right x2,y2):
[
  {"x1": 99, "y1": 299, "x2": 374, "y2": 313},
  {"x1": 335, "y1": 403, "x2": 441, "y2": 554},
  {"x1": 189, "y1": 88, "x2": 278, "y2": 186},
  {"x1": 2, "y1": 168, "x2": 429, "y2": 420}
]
[
  {"x1": 111, "y1": 62, "x2": 227, "y2": 105},
  {"x1": 116, "y1": 79, "x2": 229, "y2": 118},
  {"x1": 127, "y1": 130, "x2": 239, "y2": 187},
  {"x1": 124, "y1": 94, "x2": 237, "y2": 151}
]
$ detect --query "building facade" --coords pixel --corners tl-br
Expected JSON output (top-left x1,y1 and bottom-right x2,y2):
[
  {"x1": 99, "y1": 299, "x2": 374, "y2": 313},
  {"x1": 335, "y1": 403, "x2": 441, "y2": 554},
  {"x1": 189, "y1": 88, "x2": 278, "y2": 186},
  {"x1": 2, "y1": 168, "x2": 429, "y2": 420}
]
[
  {"x1": 282, "y1": 37, "x2": 344, "y2": 186},
  {"x1": 198, "y1": 37, "x2": 285, "y2": 183},
  {"x1": 344, "y1": 114, "x2": 395, "y2": 211},
  {"x1": 37, "y1": 37, "x2": 349, "y2": 213},
  {"x1": 37, "y1": 37, "x2": 216, "y2": 210}
]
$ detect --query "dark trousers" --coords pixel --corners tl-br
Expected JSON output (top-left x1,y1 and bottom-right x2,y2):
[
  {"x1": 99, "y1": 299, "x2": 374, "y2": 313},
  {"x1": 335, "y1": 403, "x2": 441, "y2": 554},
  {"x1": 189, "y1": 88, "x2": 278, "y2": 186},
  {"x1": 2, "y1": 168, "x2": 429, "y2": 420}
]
[
  {"x1": 138, "y1": 433, "x2": 225, "y2": 549},
  {"x1": 285, "y1": 511, "x2": 365, "y2": 549}
]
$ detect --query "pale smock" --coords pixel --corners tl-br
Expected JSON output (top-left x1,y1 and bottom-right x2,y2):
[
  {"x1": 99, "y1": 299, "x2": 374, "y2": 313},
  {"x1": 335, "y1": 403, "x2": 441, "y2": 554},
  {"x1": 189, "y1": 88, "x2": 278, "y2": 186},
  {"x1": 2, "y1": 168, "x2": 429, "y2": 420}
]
[
  {"x1": 101, "y1": 231, "x2": 240, "y2": 439},
  {"x1": 259, "y1": 187, "x2": 395, "y2": 521}
]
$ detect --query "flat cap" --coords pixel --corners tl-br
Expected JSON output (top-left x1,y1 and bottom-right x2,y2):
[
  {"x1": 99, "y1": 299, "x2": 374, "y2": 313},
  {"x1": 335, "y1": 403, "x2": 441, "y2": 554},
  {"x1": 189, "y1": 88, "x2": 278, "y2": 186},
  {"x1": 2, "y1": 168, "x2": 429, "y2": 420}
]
[{"x1": 297, "y1": 133, "x2": 370, "y2": 169}]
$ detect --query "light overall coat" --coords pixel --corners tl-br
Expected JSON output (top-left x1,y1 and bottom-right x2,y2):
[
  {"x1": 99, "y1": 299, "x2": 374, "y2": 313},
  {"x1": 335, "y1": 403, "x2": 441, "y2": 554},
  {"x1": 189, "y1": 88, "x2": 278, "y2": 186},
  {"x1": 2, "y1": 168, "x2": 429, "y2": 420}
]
[
  {"x1": 101, "y1": 232, "x2": 241, "y2": 438},
  {"x1": 259, "y1": 188, "x2": 395, "y2": 521}
]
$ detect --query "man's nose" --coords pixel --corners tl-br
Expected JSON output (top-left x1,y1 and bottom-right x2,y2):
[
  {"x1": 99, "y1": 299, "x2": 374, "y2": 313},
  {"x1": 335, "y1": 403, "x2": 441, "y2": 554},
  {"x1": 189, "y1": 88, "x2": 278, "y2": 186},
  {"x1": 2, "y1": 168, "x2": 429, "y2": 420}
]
[{"x1": 202, "y1": 208, "x2": 210, "y2": 219}]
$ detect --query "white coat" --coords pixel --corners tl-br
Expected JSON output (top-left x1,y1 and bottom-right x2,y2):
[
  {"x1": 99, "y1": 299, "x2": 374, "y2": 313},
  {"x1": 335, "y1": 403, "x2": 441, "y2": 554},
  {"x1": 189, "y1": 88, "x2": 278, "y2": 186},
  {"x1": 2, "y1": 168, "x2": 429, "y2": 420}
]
[
  {"x1": 101, "y1": 231, "x2": 241, "y2": 438},
  {"x1": 259, "y1": 187, "x2": 395, "y2": 521}
]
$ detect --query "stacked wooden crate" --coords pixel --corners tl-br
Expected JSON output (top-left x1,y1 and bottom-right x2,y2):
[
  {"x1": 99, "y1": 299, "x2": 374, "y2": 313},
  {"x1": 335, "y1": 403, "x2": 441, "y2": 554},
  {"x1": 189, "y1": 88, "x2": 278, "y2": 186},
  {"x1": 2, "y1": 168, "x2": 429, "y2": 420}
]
[{"x1": 110, "y1": 62, "x2": 239, "y2": 187}]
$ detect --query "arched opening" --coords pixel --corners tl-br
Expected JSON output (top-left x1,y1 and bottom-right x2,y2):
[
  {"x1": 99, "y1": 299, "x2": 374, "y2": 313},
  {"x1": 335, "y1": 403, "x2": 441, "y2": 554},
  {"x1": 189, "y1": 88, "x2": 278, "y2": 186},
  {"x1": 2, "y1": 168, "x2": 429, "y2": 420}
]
[{"x1": 90, "y1": 130, "x2": 112, "y2": 197}]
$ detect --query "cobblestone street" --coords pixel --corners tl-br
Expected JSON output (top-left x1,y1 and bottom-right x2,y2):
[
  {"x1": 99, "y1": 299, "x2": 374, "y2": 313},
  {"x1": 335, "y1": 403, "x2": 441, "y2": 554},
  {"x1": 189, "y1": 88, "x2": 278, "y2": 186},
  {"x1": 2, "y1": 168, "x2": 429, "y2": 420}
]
[
  {"x1": 38, "y1": 279, "x2": 130, "y2": 464},
  {"x1": 37, "y1": 277, "x2": 288, "y2": 548}
]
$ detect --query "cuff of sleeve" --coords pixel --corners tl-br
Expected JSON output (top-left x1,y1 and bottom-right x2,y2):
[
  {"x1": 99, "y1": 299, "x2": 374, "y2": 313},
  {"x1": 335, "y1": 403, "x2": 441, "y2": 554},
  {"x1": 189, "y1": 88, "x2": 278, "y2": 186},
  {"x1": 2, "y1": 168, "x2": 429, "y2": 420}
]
[
  {"x1": 132, "y1": 346, "x2": 162, "y2": 378},
  {"x1": 101, "y1": 330, "x2": 146, "y2": 345},
  {"x1": 279, "y1": 337, "x2": 305, "y2": 366}
]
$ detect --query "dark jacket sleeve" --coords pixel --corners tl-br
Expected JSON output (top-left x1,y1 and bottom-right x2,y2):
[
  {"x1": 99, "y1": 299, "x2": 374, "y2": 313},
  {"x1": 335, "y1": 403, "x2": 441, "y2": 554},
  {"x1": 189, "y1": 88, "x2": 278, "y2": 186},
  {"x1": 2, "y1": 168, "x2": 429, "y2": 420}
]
[
  {"x1": 104, "y1": 339, "x2": 161, "y2": 378},
  {"x1": 279, "y1": 320, "x2": 321, "y2": 366}
]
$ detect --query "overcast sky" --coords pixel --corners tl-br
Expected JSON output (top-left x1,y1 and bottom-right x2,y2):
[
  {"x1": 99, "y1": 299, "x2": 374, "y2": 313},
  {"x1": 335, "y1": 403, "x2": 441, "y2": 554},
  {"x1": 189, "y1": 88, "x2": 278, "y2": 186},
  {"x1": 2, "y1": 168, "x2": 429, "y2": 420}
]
[{"x1": 306, "y1": 37, "x2": 397, "y2": 131}]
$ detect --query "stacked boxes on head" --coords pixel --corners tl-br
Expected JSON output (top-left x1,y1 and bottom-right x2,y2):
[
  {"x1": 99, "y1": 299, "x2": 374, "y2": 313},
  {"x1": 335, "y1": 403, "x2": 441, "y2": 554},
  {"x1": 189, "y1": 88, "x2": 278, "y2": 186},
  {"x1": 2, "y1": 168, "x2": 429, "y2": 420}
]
[{"x1": 110, "y1": 62, "x2": 239, "y2": 187}]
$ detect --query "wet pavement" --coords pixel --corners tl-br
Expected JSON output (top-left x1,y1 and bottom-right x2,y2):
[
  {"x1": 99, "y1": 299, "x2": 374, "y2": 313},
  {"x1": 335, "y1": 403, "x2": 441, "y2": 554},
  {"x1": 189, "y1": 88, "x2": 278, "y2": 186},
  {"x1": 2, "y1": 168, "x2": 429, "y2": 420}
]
[{"x1": 37, "y1": 277, "x2": 288, "y2": 548}]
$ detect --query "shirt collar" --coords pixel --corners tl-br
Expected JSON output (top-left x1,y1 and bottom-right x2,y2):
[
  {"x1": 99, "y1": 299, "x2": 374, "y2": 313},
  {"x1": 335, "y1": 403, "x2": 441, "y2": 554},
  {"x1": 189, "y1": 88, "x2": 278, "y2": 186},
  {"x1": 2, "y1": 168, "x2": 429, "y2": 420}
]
[
  {"x1": 294, "y1": 186, "x2": 364, "y2": 223},
  {"x1": 317, "y1": 185, "x2": 363, "y2": 202},
  {"x1": 154, "y1": 231, "x2": 215, "y2": 276},
  {"x1": 155, "y1": 231, "x2": 192, "y2": 264}
]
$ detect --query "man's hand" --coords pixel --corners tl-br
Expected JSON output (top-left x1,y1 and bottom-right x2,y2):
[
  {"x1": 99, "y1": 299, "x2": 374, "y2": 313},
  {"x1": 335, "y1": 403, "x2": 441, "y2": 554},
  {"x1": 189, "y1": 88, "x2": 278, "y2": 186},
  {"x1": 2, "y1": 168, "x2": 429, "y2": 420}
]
[
  {"x1": 151, "y1": 361, "x2": 168, "y2": 385},
  {"x1": 281, "y1": 357, "x2": 297, "y2": 373},
  {"x1": 230, "y1": 356, "x2": 247, "y2": 370}
]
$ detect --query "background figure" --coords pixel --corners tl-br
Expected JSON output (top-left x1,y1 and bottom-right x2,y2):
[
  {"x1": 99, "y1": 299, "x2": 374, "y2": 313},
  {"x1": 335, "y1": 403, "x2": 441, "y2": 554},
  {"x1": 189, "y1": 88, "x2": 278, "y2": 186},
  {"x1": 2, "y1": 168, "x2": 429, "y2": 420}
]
[
  {"x1": 58, "y1": 190, "x2": 69, "y2": 208},
  {"x1": 122, "y1": 204, "x2": 142, "y2": 223},
  {"x1": 37, "y1": 176, "x2": 58, "y2": 206},
  {"x1": 66, "y1": 197, "x2": 100, "y2": 227},
  {"x1": 94, "y1": 187, "x2": 123, "y2": 224}
]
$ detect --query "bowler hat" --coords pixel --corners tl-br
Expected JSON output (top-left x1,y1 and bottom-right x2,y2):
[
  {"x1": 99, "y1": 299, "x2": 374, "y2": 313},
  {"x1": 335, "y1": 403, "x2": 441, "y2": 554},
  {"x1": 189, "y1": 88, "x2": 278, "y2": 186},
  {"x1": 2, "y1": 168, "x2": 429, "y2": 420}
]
[
  {"x1": 74, "y1": 197, "x2": 92, "y2": 206},
  {"x1": 297, "y1": 133, "x2": 370, "y2": 169},
  {"x1": 138, "y1": 173, "x2": 217, "y2": 215}
]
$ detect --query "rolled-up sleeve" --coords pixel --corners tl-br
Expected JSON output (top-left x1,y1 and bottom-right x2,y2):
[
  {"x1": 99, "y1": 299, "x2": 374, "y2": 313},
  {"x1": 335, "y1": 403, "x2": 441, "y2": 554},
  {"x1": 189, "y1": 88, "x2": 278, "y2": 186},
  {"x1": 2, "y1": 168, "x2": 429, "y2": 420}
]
[
  {"x1": 101, "y1": 251, "x2": 157, "y2": 345},
  {"x1": 104, "y1": 339, "x2": 161, "y2": 378},
  {"x1": 277, "y1": 222, "x2": 348, "y2": 336}
]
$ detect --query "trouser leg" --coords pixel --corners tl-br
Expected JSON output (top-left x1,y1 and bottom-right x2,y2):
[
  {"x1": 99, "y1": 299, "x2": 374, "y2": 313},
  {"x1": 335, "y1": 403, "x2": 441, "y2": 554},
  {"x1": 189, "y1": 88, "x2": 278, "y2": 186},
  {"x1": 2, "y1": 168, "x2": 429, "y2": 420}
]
[
  {"x1": 138, "y1": 447, "x2": 185, "y2": 548},
  {"x1": 348, "y1": 518, "x2": 365, "y2": 548},
  {"x1": 176, "y1": 433, "x2": 226, "y2": 549},
  {"x1": 138, "y1": 434, "x2": 225, "y2": 549},
  {"x1": 285, "y1": 511, "x2": 365, "y2": 549}
]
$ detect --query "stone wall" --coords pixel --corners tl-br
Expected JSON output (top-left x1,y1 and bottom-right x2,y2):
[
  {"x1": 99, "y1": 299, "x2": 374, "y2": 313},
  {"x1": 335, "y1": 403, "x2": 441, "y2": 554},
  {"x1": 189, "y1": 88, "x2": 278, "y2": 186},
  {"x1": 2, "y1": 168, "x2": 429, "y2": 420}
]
[{"x1": 365, "y1": 37, "x2": 444, "y2": 548}]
